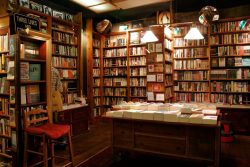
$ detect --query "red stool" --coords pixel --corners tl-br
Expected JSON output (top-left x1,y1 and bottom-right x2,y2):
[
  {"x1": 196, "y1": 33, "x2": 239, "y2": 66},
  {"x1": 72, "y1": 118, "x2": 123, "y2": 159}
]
[{"x1": 23, "y1": 109, "x2": 74, "y2": 167}]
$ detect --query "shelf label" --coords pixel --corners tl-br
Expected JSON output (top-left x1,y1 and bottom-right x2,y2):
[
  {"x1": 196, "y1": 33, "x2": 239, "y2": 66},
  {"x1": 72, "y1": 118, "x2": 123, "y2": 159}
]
[{"x1": 14, "y1": 13, "x2": 40, "y2": 32}]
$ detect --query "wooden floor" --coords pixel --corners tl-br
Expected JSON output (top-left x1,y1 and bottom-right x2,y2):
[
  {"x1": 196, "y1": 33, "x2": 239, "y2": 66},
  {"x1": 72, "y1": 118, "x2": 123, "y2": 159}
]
[{"x1": 53, "y1": 118, "x2": 250, "y2": 167}]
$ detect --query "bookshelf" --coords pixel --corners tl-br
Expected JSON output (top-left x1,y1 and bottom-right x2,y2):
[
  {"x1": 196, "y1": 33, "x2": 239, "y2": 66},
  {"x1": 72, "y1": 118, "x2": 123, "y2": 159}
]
[
  {"x1": 210, "y1": 17, "x2": 250, "y2": 104},
  {"x1": 92, "y1": 32, "x2": 103, "y2": 117},
  {"x1": 128, "y1": 29, "x2": 147, "y2": 102},
  {"x1": 51, "y1": 17, "x2": 81, "y2": 105},
  {"x1": 8, "y1": 29, "x2": 51, "y2": 166},
  {"x1": 102, "y1": 32, "x2": 128, "y2": 110},
  {"x1": 164, "y1": 26, "x2": 174, "y2": 102},
  {"x1": 0, "y1": 26, "x2": 12, "y2": 163},
  {"x1": 173, "y1": 23, "x2": 210, "y2": 102}
]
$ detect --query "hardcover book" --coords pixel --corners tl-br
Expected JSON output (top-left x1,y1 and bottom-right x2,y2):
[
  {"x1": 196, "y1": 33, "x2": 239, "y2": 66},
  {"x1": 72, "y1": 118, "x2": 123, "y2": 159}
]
[
  {"x1": 26, "y1": 85, "x2": 40, "y2": 103},
  {"x1": 29, "y1": 64, "x2": 41, "y2": 81},
  {"x1": 21, "y1": 62, "x2": 29, "y2": 80}
]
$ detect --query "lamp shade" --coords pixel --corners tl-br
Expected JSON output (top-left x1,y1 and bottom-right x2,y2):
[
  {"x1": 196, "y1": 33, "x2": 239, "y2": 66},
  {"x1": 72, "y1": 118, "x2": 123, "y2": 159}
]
[
  {"x1": 184, "y1": 27, "x2": 204, "y2": 40},
  {"x1": 141, "y1": 30, "x2": 158, "y2": 43}
]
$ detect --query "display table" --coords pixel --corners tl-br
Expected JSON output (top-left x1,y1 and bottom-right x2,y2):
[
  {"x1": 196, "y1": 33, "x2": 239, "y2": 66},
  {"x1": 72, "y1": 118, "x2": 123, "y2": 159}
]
[
  {"x1": 54, "y1": 104, "x2": 90, "y2": 136},
  {"x1": 105, "y1": 116, "x2": 220, "y2": 167}
]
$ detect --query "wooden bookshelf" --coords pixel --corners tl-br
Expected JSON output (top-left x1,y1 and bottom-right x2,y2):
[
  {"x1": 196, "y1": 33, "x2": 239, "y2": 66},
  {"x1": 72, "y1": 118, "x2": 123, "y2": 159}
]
[
  {"x1": 210, "y1": 17, "x2": 250, "y2": 104},
  {"x1": 173, "y1": 23, "x2": 210, "y2": 102}
]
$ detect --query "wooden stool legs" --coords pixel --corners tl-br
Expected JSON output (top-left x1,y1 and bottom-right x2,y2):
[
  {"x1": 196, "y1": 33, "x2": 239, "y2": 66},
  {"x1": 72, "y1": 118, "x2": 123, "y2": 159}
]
[{"x1": 23, "y1": 132, "x2": 48, "y2": 167}]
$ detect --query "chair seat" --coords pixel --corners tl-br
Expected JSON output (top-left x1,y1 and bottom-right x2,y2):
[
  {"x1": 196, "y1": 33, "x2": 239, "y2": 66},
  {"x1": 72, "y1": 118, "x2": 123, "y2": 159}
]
[
  {"x1": 25, "y1": 123, "x2": 70, "y2": 139},
  {"x1": 40, "y1": 123, "x2": 70, "y2": 139}
]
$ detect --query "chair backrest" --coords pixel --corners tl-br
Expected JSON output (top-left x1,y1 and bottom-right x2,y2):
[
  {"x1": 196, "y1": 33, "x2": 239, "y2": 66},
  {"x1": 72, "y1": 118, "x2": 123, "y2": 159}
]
[{"x1": 24, "y1": 108, "x2": 49, "y2": 128}]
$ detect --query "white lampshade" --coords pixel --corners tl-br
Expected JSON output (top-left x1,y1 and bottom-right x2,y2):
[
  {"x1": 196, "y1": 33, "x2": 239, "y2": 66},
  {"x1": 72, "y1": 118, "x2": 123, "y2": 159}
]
[
  {"x1": 184, "y1": 27, "x2": 204, "y2": 40},
  {"x1": 141, "y1": 30, "x2": 158, "y2": 43}
]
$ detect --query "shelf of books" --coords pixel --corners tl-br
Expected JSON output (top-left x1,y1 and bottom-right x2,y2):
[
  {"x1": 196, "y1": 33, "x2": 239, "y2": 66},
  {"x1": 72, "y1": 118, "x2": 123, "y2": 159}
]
[
  {"x1": 51, "y1": 19, "x2": 80, "y2": 105},
  {"x1": 173, "y1": 23, "x2": 210, "y2": 102},
  {"x1": 210, "y1": 17, "x2": 250, "y2": 104},
  {"x1": 92, "y1": 32, "x2": 103, "y2": 117},
  {"x1": 102, "y1": 32, "x2": 127, "y2": 111},
  {"x1": 128, "y1": 29, "x2": 147, "y2": 102},
  {"x1": 8, "y1": 29, "x2": 51, "y2": 166},
  {"x1": 164, "y1": 26, "x2": 174, "y2": 102},
  {"x1": 146, "y1": 27, "x2": 166, "y2": 102},
  {"x1": 0, "y1": 27, "x2": 12, "y2": 163}
]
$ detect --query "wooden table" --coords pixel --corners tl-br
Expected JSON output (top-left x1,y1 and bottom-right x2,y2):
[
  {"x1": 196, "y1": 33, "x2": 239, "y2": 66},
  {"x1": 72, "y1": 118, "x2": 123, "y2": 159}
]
[{"x1": 106, "y1": 117, "x2": 220, "y2": 167}]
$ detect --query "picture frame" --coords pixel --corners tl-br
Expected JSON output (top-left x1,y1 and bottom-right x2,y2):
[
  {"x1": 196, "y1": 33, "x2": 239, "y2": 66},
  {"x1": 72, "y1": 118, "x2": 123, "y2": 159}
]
[
  {"x1": 53, "y1": 10, "x2": 65, "y2": 20},
  {"x1": 30, "y1": 1, "x2": 43, "y2": 12},
  {"x1": 65, "y1": 13, "x2": 73, "y2": 21},
  {"x1": 19, "y1": 0, "x2": 29, "y2": 8},
  {"x1": 43, "y1": 5, "x2": 52, "y2": 16},
  {"x1": 157, "y1": 74, "x2": 164, "y2": 82}
]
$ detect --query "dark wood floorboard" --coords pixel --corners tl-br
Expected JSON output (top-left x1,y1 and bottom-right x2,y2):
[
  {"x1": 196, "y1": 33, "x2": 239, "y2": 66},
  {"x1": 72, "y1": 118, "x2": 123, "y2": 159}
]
[{"x1": 53, "y1": 119, "x2": 250, "y2": 167}]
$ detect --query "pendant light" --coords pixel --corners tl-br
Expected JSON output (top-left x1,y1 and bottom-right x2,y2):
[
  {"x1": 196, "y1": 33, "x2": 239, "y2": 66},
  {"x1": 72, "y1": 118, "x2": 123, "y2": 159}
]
[
  {"x1": 141, "y1": 30, "x2": 158, "y2": 43},
  {"x1": 184, "y1": 25, "x2": 204, "y2": 40}
]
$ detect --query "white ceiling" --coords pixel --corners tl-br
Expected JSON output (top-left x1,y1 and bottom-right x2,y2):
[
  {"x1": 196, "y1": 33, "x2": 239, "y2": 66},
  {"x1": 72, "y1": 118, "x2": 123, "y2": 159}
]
[{"x1": 112, "y1": 0, "x2": 171, "y2": 10}]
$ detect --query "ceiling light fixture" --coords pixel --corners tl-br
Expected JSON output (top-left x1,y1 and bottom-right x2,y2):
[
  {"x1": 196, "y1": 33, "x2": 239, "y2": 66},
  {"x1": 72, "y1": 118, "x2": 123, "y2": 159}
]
[
  {"x1": 72, "y1": 0, "x2": 105, "y2": 7},
  {"x1": 184, "y1": 25, "x2": 204, "y2": 40},
  {"x1": 141, "y1": 30, "x2": 158, "y2": 43}
]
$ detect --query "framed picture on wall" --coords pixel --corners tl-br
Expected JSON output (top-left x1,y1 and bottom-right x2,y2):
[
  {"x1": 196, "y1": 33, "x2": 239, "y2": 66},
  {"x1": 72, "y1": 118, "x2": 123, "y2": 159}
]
[
  {"x1": 53, "y1": 10, "x2": 65, "y2": 20},
  {"x1": 43, "y1": 5, "x2": 52, "y2": 15},
  {"x1": 30, "y1": 1, "x2": 43, "y2": 12},
  {"x1": 19, "y1": 0, "x2": 29, "y2": 8}
]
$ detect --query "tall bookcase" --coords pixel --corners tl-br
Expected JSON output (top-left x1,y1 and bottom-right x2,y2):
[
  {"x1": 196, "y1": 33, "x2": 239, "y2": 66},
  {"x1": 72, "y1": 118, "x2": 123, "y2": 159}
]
[
  {"x1": 173, "y1": 23, "x2": 210, "y2": 102},
  {"x1": 51, "y1": 18, "x2": 81, "y2": 105},
  {"x1": 128, "y1": 29, "x2": 147, "y2": 102},
  {"x1": 210, "y1": 17, "x2": 250, "y2": 104},
  {"x1": 9, "y1": 29, "x2": 51, "y2": 167},
  {"x1": 0, "y1": 26, "x2": 12, "y2": 164},
  {"x1": 102, "y1": 32, "x2": 128, "y2": 110}
]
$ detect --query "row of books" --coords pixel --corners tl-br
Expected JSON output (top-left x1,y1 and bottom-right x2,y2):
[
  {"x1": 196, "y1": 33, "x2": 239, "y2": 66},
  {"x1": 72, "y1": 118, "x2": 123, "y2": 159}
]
[
  {"x1": 93, "y1": 39, "x2": 100, "y2": 48},
  {"x1": 0, "y1": 98, "x2": 9, "y2": 115},
  {"x1": 164, "y1": 39, "x2": 173, "y2": 50},
  {"x1": 52, "y1": 44, "x2": 78, "y2": 56},
  {"x1": 130, "y1": 67, "x2": 147, "y2": 76},
  {"x1": 174, "y1": 59, "x2": 209, "y2": 69},
  {"x1": 103, "y1": 68, "x2": 127, "y2": 76},
  {"x1": 210, "y1": 20, "x2": 250, "y2": 33},
  {"x1": 211, "y1": 81, "x2": 249, "y2": 92},
  {"x1": 104, "y1": 88, "x2": 127, "y2": 96},
  {"x1": 20, "y1": 43, "x2": 40, "y2": 59},
  {"x1": 103, "y1": 78, "x2": 127, "y2": 86},
  {"x1": 63, "y1": 92, "x2": 78, "y2": 104},
  {"x1": 129, "y1": 46, "x2": 146, "y2": 56},
  {"x1": 210, "y1": 93, "x2": 246, "y2": 104},
  {"x1": 20, "y1": 62, "x2": 41, "y2": 81},
  {"x1": 174, "y1": 38, "x2": 207, "y2": 47},
  {"x1": 0, "y1": 77, "x2": 9, "y2": 94},
  {"x1": 174, "y1": 82, "x2": 209, "y2": 92},
  {"x1": 93, "y1": 69, "x2": 100, "y2": 77},
  {"x1": 105, "y1": 35, "x2": 127, "y2": 47},
  {"x1": 93, "y1": 88, "x2": 101, "y2": 96},
  {"x1": 52, "y1": 31, "x2": 77, "y2": 44},
  {"x1": 210, "y1": 33, "x2": 250, "y2": 45},
  {"x1": 212, "y1": 57, "x2": 250, "y2": 67},
  {"x1": 130, "y1": 88, "x2": 146, "y2": 97},
  {"x1": 129, "y1": 57, "x2": 146, "y2": 66},
  {"x1": 103, "y1": 58, "x2": 127, "y2": 67},
  {"x1": 148, "y1": 64, "x2": 164, "y2": 73},
  {"x1": 52, "y1": 57, "x2": 76, "y2": 68},
  {"x1": 93, "y1": 48, "x2": 100, "y2": 57},
  {"x1": 130, "y1": 78, "x2": 146, "y2": 86},
  {"x1": 165, "y1": 64, "x2": 172, "y2": 73},
  {"x1": 92, "y1": 58, "x2": 100, "y2": 67},
  {"x1": 147, "y1": 43, "x2": 163, "y2": 53},
  {"x1": 210, "y1": 69, "x2": 250, "y2": 79},
  {"x1": 104, "y1": 48, "x2": 127, "y2": 57},
  {"x1": 174, "y1": 48, "x2": 207, "y2": 58},
  {"x1": 210, "y1": 45, "x2": 250, "y2": 56},
  {"x1": 174, "y1": 71, "x2": 209, "y2": 80},
  {"x1": 0, "y1": 33, "x2": 8, "y2": 52},
  {"x1": 94, "y1": 97, "x2": 100, "y2": 106},
  {"x1": 0, "y1": 53, "x2": 7, "y2": 71},
  {"x1": 174, "y1": 92, "x2": 210, "y2": 102},
  {"x1": 93, "y1": 78, "x2": 100, "y2": 86},
  {"x1": 147, "y1": 53, "x2": 164, "y2": 63},
  {"x1": 165, "y1": 52, "x2": 172, "y2": 62},
  {"x1": 104, "y1": 97, "x2": 127, "y2": 106}
]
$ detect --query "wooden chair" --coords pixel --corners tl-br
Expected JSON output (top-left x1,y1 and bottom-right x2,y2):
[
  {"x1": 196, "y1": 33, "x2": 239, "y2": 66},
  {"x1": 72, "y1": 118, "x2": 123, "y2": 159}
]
[{"x1": 23, "y1": 108, "x2": 74, "y2": 167}]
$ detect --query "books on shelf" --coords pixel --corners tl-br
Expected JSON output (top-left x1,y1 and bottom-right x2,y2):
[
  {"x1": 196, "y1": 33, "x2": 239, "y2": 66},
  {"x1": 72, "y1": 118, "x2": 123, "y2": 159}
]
[
  {"x1": 26, "y1": 85, "x2": 40, "y2": 104},
  {"x1": 29, "y1": 63, "x2": 41, "y2": 81},
  {"x1": 21, "y1": 62, "x2": 29, "y2": 80},
  {"x1": 7, "y1": 61, "x2": 15, "y2": 80}
]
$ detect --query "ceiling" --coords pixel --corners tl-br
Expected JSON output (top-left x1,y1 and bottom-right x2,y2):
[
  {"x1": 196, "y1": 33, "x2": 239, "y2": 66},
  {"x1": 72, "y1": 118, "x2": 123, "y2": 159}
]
[{"x1": 42, "y1": 0, "x2": 250, "y2": 23}]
